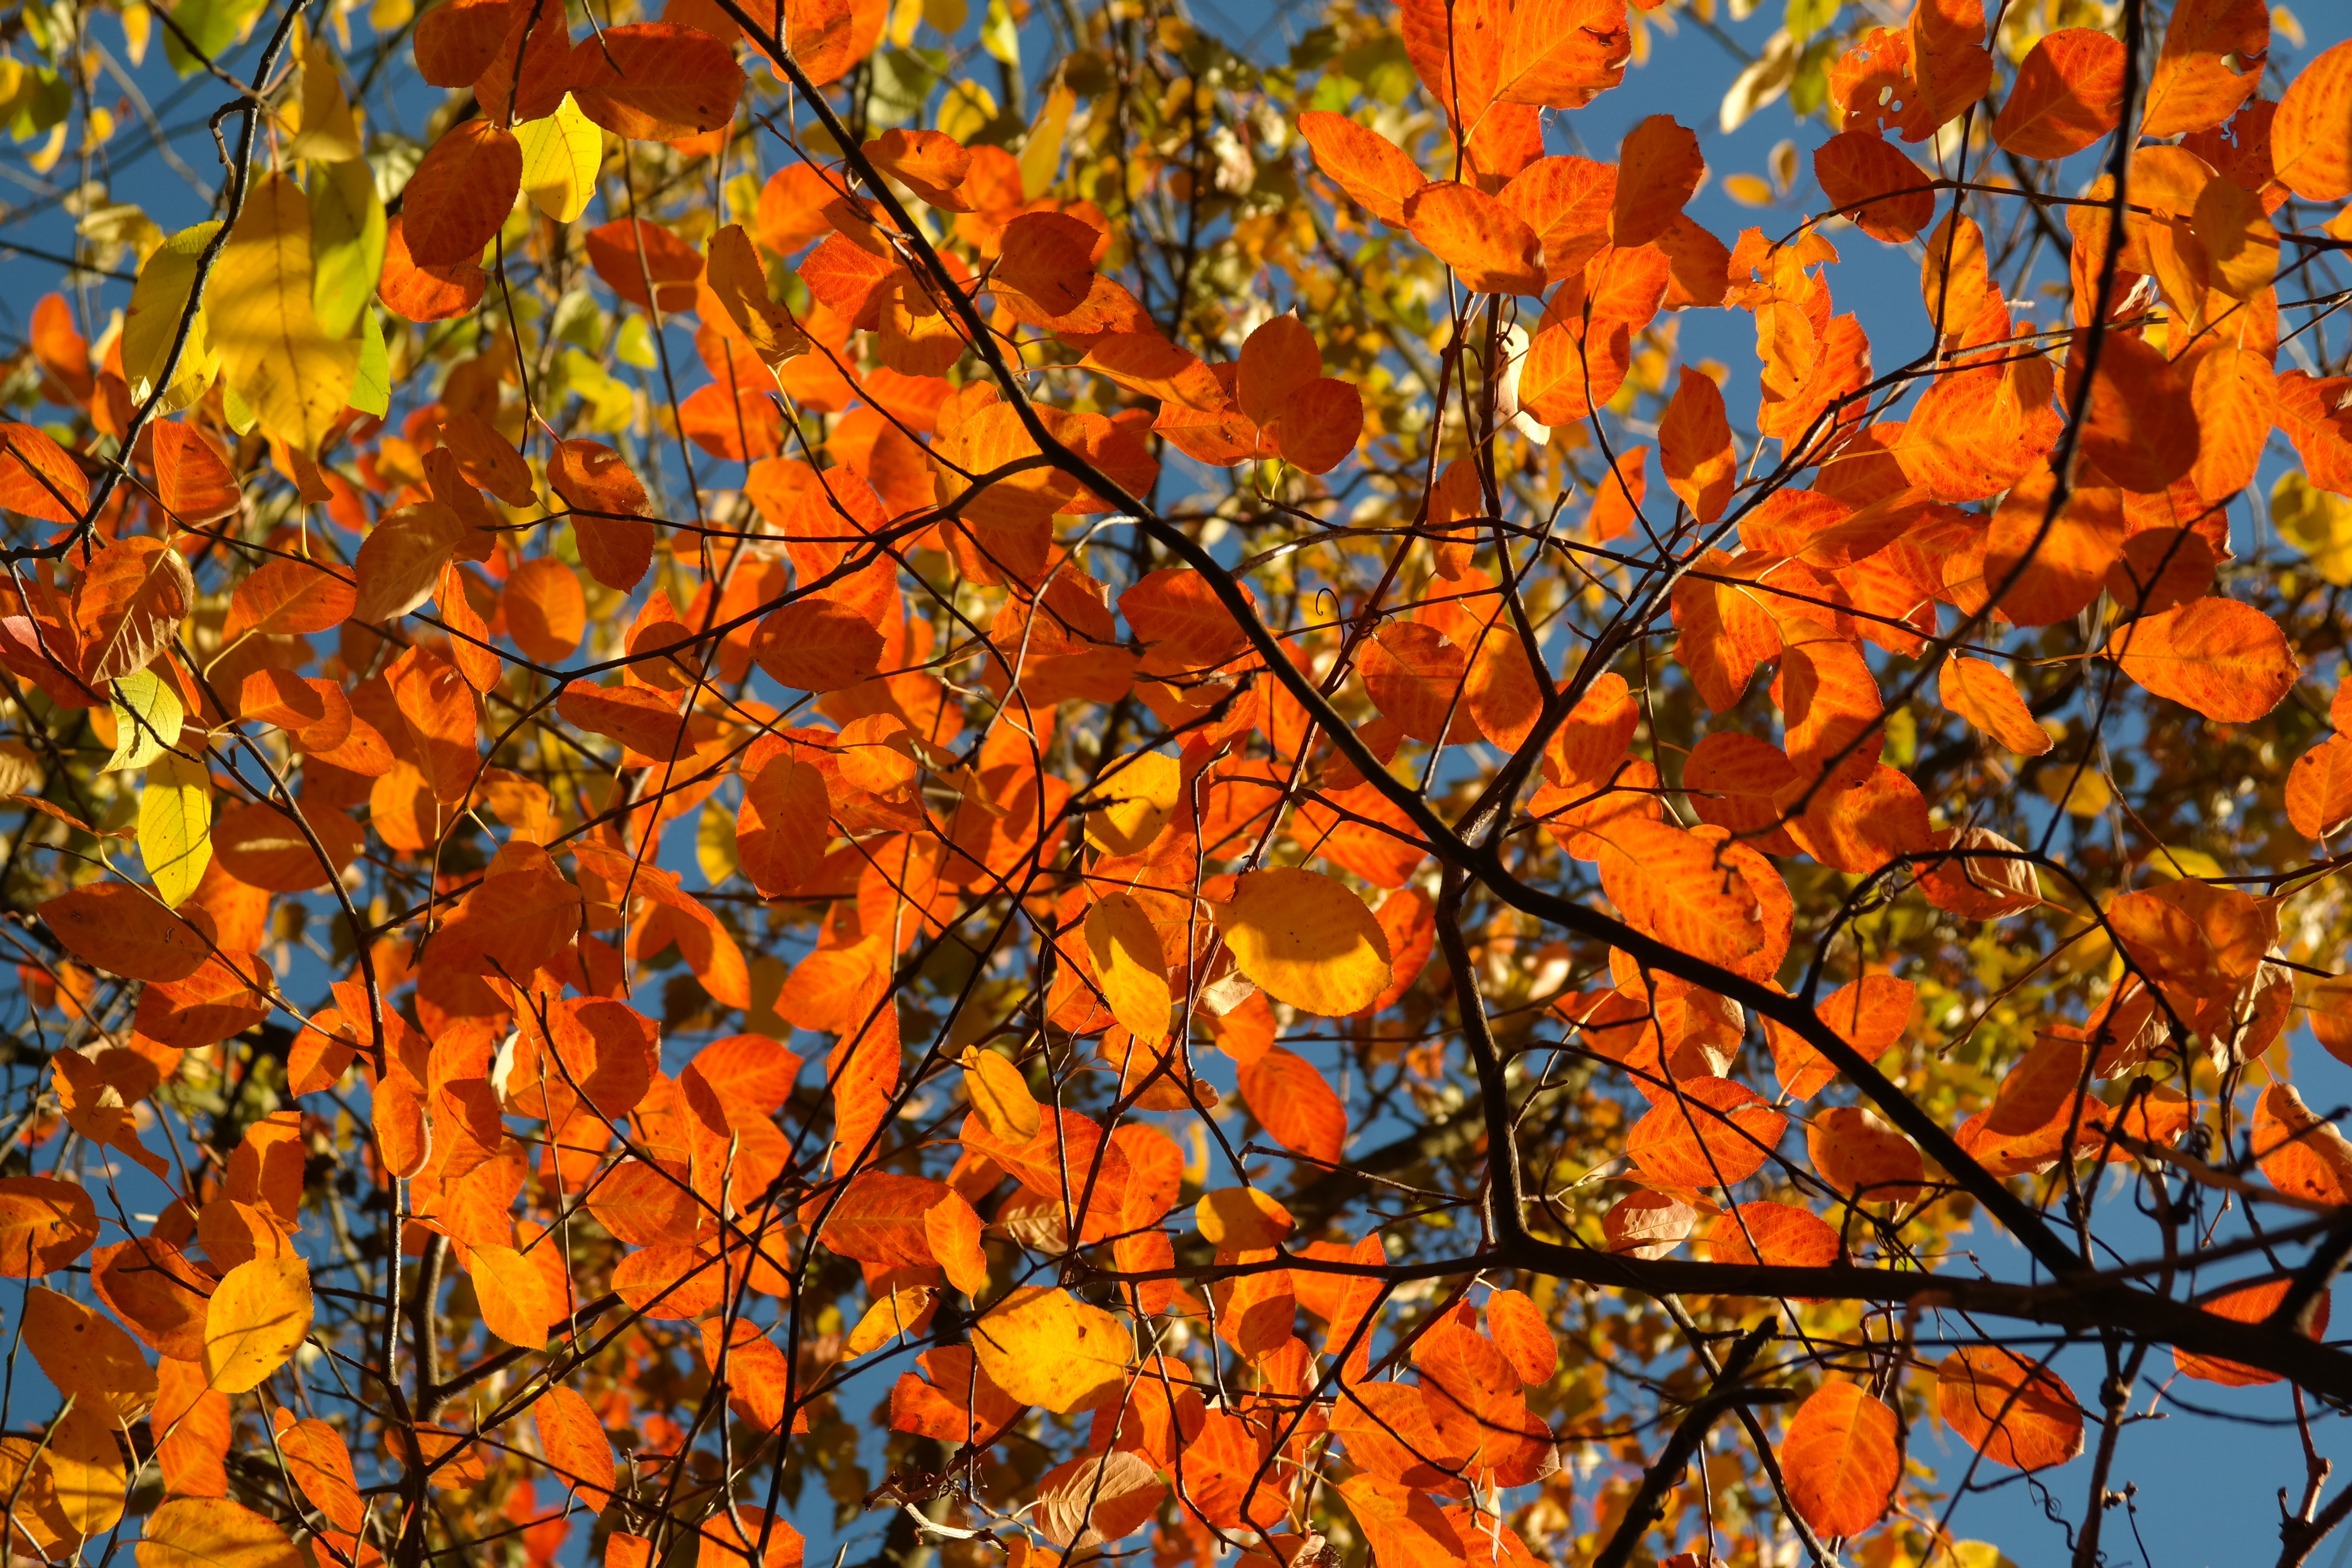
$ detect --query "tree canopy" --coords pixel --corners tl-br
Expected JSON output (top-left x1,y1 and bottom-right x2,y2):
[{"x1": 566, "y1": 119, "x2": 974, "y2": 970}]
[{"x1": 4, "y1": 0, "x2": 2352, "y2": 1566}]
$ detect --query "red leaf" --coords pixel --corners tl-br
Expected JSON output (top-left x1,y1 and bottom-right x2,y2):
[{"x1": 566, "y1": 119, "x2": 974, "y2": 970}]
[{"x1": 402, "y1": 120, "x2": 522, "y2": 268}]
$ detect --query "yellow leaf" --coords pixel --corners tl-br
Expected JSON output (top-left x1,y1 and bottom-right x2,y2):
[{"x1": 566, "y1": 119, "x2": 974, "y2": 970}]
[
  {"x1": 1722, "y1": 172, "x2": 1776, "y2": 206},
  {"x1": 961, "y1": 1046, "x2": 1042, "y2": 1143},
  {"x1": 141, "y1": 750, "x2": 211, "y2": 908},
  {"x1": 971, "y1": 1285, "x2": 1129, "y2": 1413},
  {"x1": 516, "y1": 94, "x2": 603, "y2": 224},
  {"x1": 845, "y1": 1285, "x2": 939, "y2": 1356},
  {"x1": 285, "y1": 39, "x2": 362, "y2": 162},
  {"x1": 1019, "y1": 82, "x2": 1075, "y2": 199},
  {"x1": 1210, "y1": 867, "x2": 1393, "y2": 1018},
  {"x1": 1194, "y1": 1186, "x2": 1295, "y2": 1250},
  {"x1": 106, "y1": 669, "x2": 184, "y2": 773},
  {"x1": 697, "y1": 794, "x2": 740, "y2": 887},
  {"x1": 1085, "y1": 750, "x2": 1180, "y2": 855},
  {"x1": 48, "y1": 1402, "x2": 127, "y2": 1534},
  {"x1": 122, "y1": 222, "x2": 222, "y2": 412},
  {"x1": 210, "y1": 172, "x2": 360, "y2": 457},
  {"x1": 2275, "y1": 472, "x2": 2352, "y2": 588},
  {"x1": 1084, "y1": 890, "x2": 1172, "y2": 1040},
  {"x1": 135, "y1": 1497, "x2": 302, "y2": 1568},
  {"x1": 203, "y1": 1255, "x2": 314, "y2": 1393},
  {"x1": 705, "y1": 222, "x2": 807, "y2": 369}
]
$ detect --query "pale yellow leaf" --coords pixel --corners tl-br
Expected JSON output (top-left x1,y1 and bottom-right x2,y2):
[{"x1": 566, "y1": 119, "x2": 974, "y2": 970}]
[
  {"x1": 141, "y1": 750, "x2": 211, "y2": 908},
  {"x1": 210, "y1": 172, "x2": 360, "y2": 457}
]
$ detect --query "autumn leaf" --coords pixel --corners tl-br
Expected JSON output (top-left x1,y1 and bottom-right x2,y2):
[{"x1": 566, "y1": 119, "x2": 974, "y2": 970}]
[
  {"x1": 204, "y1": 1255, "x2": 314, "y2": 1393},
  {"x1": 2106, "y1": 597, "x2": 2300, "y2": 721},
  {"x1": 1211, "y1": 868, "x2": 1393, "y2": 1017},
  {"x1": 1781, "y1": 1382, "x2": 1900, "y2": 1537},
  {"x1": 971, "y1": 1285, "x2": 1130, "y2": 1413}
]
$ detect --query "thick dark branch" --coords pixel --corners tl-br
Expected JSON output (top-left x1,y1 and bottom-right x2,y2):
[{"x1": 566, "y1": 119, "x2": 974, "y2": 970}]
[{"x1": 1592, "y1": 1323, "x2": 1782, "y2": 1568}]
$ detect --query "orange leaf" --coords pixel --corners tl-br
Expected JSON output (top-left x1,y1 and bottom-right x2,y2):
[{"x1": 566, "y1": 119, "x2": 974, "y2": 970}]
[
  {"x1": 0, "y1": 1176, "x2": 98, "y2": 1278},
  {"x1": 771, "y1": 0, "x2": 888, "y2": 87},
  {"x1": 1603, "y1": 1190, "x2": 1696, "y2": 1257},
  {"x1": 1657, "y1": 366, "x2": 1734, "y2": 524},
  {"x1": 1774, "y1": 618, "x2": 1884, "y2": 790},
  {"x1": 996, "y1": 211, "x2": 1101, "y2": 315},
  {"x1": 1079, "y1": 331, "x2": 1229, "y2": 412},
  {"x1": 1239, "y1": 1046, "x2": 1348, "y2": 1164},
  {"x1": 414, "y1": 0, "x2": 517, "y2": 85},
  {"x1": 2174, "y1": 1278, "x2": 2330, "y2": 1385},
  {"x1": 41, "y1": 882, "x2": 208, "y2": 983},
  {"x1": 2252, "y1": 1083, "x2": 2352, "y2": 1206},
  {"x1": 1335, "y1": 1475, "x2": 1469, "y2": 1568},
  {"x1": 2073, "y1": 331, "x2": 2198, "y2": 494},
  {"x1": 380, "y1": 213, "x2": 487, "y2": 320},
  {"x1": 1805, "y1": 1105, "x2": 1926, "y2": 1202},
  {"x1": 570, "y1": 22, "x2": 745, "y2": 141},
  {"x1": 1986, "y1": 1027, "x2": 2094, "y2": 1136},
  {"x1": 1405, "y1": 181, "x2": 1547, "y2": 296},
  {"x1": 1703, "y1": 1201, "x2": 1840, "y2": 1268},
  {"x1": 0, "y1": 422, "x2": 89, "y2": 526},
  {"x1": 1483, "y1": 1288, "x2": 1557, "y2": 1384},
  {"x1": 467, "y1": 1242, "x2": 557, "y2": 1349},
  {"x1": 1494, "y1": 0, "x2": 1632, "y2": 110},
  {"x1": 864, "y1": 128, "x2": 971, "y2": 209},
  {"x1": 1936, "y1": 1349, "x2": 2085, "y2": 1471},
  {"x1": 1764, "y1": 974, "x2": 1913, "y2": 1099},
  {"x1": 150, "y1": 422, "x2": 241, "y2": 524},
  {"x1": 502, "y1": 557, "x2": 586, "y2": 662},
  {"x1": 1271, "y1": 378, "x2": 1363, "y2": 475},
  {"x1": 220, "y1": 560, "x2": 352, "y2": 647},
  {"x1": 1330, "y1": 1382, "x2": 1469, "y2": 1492},
  {"x1": 533, "y1": 1383, "x2": 617, "y2": 1506},
  {"x1": 2141, "y1": 0, "x2": 2267, "y2": 138},
  {"x1": 549, "y1": 441, "x2": 657, "y2": 589},
  {"x1": 1297, "y1": 111, "x2": 1428, "y2": 225},
  {"x1": 1398, "y1": 0, "x2": 1507, "y2": 134},
  {"x1": 1413, "y1": 1313, "x2": 1550, "y2": 1484},
  {"x1": 1812, "y1": 131, "x2": 1936, "y2": 242},
  {"x1": 1671, "y1": 552, "x2": 1778, "y2": 712},
  {"x1": 1610, "y1": 116, "x2": 1703, "y2": 247},
  {"x1": 2106, "y1": 596, "x2": 2299, "y2": 722},
  {"x1": 2287, "y1": 734, "x2": 2352, "y2": 839},
  {"x1": 1501, "y1": 156, "x2": 1617, "y2": 282},
  {"x1": 587, "y1": 217, "x2": 706, "y2": 314},
  {"x1": 2275, "y1": 39, "x2": 2352, "y2": 202},
  {"x1": 1781, "y1": 1382, "x2": 1900, "y2": 1537},
  {"x1": 353, "y1": 502, "x2": 469, "y2": 623},
  {"x1": 403, "y1": 120, "x2": 522, "y2": 267},
  {"x1": 1939, "y1": 655, "x2": 2053, "y2": 754},
  {"x1": 91, "y1": 1236, "x2": 211, "y2": 1359},
  {"x1": 1590, "y1": 820, "x2": 1768, "y2": 972},
  {"x1": 1991, "y1": 28, "x2": 2125, "y2": 159},
  {"x1": 272, "y1": 1409, "x2": 365, "y2": 1532},
  {"x1": 1624, "y1": 1075, "x2": 1786, "y2": 1186},
  {"x1": 1984, "y1": 474, "x2": 2125, "y2": 634}
]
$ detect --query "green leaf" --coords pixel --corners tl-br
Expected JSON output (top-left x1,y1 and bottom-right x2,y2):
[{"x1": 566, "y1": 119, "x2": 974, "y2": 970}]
[
  {"x1": 308, "y1": 156, "x2": 386, "y2": 340},
  {"x1": 161, "y1": 0, "x2": 268, "y2": 80},
  {"x1": 140, "y1": 751, "x2": 211, "y2": 908},
  {"x1": 107, "y1": 669, "x2": 184, "y2": 774},
  {"x1": 352, "y1": 308, "x2": 390, "y2": 417}
]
